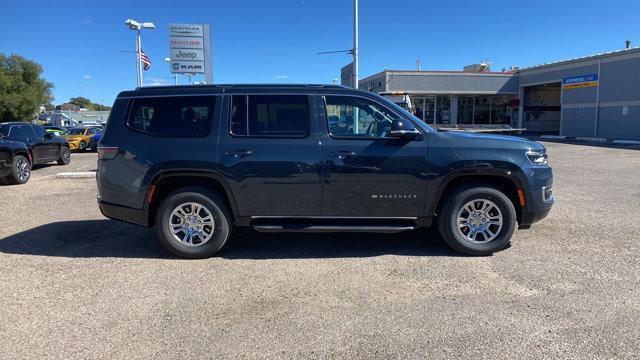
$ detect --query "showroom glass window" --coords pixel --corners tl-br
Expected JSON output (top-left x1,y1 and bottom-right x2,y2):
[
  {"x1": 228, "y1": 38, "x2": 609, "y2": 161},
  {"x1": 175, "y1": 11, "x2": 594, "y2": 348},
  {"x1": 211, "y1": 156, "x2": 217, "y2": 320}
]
[
  {"x1": 324, "y1": 96, "x2": 397, "y2": 138},
  {"x1": 230, "y1": 95, "x2": 309, "y2": 137},
  {"x1": 127, "y1": 96, "x2": 216, "y2": 137}
]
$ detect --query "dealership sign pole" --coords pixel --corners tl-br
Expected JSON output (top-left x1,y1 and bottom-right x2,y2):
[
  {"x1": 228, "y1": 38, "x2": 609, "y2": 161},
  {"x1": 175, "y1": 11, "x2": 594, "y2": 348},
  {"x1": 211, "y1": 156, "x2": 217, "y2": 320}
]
[{"x1": 168, "y1": 23, "x2": 212, "y2": 84}]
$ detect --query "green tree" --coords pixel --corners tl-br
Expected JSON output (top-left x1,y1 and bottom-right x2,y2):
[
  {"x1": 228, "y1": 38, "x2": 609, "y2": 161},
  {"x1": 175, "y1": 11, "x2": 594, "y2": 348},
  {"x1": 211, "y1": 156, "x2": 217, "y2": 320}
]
[
  {"x1": 91, "y1": 103, "x2": 111, "y2": 111},
  {"x1": 69, "y1": 96, "x2": 92, "y2": 109},
  {"x1": 0, "y1": 53, "x2": 53, "y2": 122},
  {"x1": 66, "y1": 97, "x2": 111, "y2": 111}
]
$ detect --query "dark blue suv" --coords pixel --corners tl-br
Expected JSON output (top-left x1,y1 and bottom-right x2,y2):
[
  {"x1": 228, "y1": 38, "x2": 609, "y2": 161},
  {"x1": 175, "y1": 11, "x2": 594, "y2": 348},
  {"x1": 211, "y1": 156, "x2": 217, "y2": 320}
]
[{"x1": 97, "y1": 84, "x2": 553, "y2": 258}]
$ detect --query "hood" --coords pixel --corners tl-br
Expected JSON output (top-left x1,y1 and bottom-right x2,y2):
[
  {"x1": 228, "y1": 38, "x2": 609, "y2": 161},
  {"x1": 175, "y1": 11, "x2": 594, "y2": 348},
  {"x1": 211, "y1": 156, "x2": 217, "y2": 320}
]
[
  {"x1": 436, "y1": 130, "x2": 544, "y2": 152},
  {"x1": 0, "y1": 138, "x2": 28, "y2": 150}
]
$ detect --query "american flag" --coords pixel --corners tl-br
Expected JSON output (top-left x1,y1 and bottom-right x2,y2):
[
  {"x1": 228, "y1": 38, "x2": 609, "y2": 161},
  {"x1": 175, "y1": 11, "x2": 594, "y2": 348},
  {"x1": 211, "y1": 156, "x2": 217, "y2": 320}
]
[{"x1": 140, "y1": 50, "x2": 151, "y2": 71}]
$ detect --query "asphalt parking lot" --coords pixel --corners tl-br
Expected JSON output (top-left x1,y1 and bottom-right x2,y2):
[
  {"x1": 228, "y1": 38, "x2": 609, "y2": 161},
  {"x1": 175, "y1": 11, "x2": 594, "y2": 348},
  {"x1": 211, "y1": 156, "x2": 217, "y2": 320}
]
[{"x1": 0, "y1": 142, "x2": 639, "y2": 359}]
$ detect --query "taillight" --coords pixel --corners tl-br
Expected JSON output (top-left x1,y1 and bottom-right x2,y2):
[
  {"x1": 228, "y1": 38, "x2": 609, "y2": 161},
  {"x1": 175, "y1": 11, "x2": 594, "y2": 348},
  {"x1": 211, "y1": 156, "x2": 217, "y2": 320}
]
[{"x1": 97, "y1": 146, "x2": 118, "y2": 160}]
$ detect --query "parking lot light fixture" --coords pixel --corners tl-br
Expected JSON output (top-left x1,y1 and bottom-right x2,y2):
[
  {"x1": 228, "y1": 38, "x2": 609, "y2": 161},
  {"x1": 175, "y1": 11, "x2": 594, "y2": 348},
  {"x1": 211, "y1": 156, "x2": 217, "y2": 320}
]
[{"x1": 124, "y1": 19, "x2": 156, "y2": 87}]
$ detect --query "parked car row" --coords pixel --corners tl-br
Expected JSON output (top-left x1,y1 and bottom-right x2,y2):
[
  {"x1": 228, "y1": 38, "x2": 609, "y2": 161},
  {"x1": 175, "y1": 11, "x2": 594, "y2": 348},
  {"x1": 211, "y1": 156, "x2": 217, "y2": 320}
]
[{"x1": 0, "y1": 122, "x2": 72, "y2": 185}]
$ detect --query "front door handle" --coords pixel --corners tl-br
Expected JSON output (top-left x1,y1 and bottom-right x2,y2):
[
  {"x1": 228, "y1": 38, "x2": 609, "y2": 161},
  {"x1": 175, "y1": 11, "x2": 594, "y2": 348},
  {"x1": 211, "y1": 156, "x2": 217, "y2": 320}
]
[
  {"x1": 329, "y1": 150, "x2": 357, "y2": 160},
  {"x1": 225, "y1": 149, "x2": 252, "y2": 158}
]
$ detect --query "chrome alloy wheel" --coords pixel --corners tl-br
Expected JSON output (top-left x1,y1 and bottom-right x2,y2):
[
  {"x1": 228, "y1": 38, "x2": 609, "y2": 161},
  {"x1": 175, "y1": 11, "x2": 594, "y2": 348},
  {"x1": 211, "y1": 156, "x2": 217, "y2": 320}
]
[
  {"x1": 16, "y1": 158, "x2": 30, "y2": 182},
  {"x1": 168, "y1": 202, "x2": 215, "y2": 247},
  {"x1": 456, "y1": 199, "x2": 503, "y2": 244},
  {"x1": 62, "y1": 148, "x2": 70, "y2": 162}
]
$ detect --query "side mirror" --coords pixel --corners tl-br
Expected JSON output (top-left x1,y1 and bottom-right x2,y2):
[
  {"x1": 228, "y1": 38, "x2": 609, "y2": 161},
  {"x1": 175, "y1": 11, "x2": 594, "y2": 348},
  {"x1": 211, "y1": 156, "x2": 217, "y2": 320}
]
[
  {"x1": 389, "y1": 119, "x2": 421, "y2": 140},
  {"x1": 43, "y1": 132, "x2": 54, "y2": 139}
]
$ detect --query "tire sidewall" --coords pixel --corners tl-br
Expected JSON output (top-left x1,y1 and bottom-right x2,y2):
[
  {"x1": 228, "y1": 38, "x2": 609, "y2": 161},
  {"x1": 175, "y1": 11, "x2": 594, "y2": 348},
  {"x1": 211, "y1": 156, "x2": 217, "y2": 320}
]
[
  {"x1": 440, "y1": 187, "x2": 516, "y2": 255},
  {"x1": 59, "y1": 146, "x2": 70, "y2": 165},
  {"x1": 155, "y1": 189, "x2": 231, "y2": 258},
  {"x1": 10, "y1": 155, "x2": 31, "y2": 184}
]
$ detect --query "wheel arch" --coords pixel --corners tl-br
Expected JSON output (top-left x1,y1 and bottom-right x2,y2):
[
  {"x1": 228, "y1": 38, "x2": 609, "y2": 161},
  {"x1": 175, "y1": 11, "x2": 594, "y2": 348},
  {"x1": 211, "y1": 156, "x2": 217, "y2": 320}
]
[
  {"x1": 428, "y1": 170, "x2": 526, "y2": 223},
  {"x1": 146, "y1": 172, "x2": 239, "y2": 227}
]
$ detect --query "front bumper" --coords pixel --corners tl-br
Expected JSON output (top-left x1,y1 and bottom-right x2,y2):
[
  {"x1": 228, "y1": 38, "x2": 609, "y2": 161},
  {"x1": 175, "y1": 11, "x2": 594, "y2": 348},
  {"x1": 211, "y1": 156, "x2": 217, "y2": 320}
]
[{"x1": 518, "y1": 165, "x2": 554, "y2": 229}]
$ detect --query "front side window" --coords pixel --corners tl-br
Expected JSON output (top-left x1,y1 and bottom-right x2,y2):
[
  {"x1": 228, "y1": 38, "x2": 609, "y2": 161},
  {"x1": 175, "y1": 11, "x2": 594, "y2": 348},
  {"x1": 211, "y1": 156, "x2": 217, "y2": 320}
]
[
  {"x1": 230, "y1": 95, "x2": 309, "y2": 137},
  {"x1": 324, "y1": 96, "x2": 398, "y2": 138},
  {"x1": 32, "y1": 125, "x2": 46, "y2": 138},
  {"x1": 127, "y1": 96, "x2": 216, "y2": 137}
]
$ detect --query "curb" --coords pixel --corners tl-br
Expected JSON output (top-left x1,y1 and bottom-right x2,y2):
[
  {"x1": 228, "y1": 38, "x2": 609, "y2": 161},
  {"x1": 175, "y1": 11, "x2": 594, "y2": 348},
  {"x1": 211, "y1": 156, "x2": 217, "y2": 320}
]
[
  {"x1": 540, "y1": 135, "x2": 567, "y2": 139},
  {"x1": 56, "y1": 172, "x2": 96, "y2": 179},
  {"x1": 575, "y1": 137, "x2": 608, "y2": 142},
  {"x1": 612, "y1": 140, "x2": 640, "y2": 145}
]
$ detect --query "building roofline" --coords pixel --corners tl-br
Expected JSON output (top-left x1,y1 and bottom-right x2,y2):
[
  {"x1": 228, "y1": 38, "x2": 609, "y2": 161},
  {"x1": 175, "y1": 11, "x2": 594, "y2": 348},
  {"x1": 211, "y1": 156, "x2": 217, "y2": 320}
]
[
  {"x1": 383, "y1": 69, "x2": 514, "y2": 75},
  {"x1": 516, "y1": 46, "x2": 640, "y2": 72}
]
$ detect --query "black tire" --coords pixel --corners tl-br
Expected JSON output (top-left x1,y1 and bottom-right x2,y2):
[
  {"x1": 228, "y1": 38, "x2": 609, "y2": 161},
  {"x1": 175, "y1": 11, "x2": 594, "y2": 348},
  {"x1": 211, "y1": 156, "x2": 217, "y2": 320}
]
[
  {"x1": 57, "y1": 146, "x2": 70, "y2": 165},
  {"x1": 7, "y1": 155, "x2": 31, "y2": 185},
  {"x1": 78, "y1": 141, "x2": 87, "y2": 152},
  {"x1": 437, "y1": 185, "x2": 516, "y2": 256},
  {"x1": 154, "y1": 187, "x2": 232, "y2": 259}
]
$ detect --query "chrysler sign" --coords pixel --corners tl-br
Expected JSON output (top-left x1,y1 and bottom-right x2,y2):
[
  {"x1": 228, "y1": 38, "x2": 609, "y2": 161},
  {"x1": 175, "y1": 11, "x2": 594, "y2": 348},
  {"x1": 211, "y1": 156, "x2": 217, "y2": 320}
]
[{"x1": 168, "y1": 23, "x2": 211, "y2": 81}]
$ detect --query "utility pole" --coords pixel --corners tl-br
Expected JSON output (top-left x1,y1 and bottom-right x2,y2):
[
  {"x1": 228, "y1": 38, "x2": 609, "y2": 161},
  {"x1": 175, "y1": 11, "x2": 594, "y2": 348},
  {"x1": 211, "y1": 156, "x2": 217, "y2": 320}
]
[{"x1": 352, "y1": 0, "x2": 359, "y2": 89}]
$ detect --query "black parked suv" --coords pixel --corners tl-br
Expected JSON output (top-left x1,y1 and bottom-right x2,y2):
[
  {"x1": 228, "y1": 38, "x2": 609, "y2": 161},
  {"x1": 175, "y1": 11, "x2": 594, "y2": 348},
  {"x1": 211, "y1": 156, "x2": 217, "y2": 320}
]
[
  {"x1": 0, "y1": 122, "x2": 71, "y2": 184},
  {"x1": 97, "y1": 85, "x2": 553, "y2": 258}
]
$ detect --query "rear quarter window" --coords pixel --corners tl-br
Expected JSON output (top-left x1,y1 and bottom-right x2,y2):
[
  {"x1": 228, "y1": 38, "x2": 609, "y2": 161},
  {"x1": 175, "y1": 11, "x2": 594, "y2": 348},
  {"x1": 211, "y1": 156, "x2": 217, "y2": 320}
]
[{"x1": 126, "y1": 96, "x2": 216, "y2": 137}]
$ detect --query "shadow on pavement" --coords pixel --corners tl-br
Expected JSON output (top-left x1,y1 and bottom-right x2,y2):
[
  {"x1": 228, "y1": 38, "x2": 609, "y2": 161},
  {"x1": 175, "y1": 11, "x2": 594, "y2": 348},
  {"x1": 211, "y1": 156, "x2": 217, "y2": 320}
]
[{"x1": 0, "y1": 219, "x2": 458, "y2": 259}]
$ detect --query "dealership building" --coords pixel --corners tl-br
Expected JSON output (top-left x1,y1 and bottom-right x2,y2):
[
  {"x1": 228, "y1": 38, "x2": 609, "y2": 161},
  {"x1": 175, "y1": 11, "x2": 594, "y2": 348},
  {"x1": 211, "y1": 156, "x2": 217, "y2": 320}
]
[{"x1": 357, "y1": 46, "x2": 640, "y2": 141}]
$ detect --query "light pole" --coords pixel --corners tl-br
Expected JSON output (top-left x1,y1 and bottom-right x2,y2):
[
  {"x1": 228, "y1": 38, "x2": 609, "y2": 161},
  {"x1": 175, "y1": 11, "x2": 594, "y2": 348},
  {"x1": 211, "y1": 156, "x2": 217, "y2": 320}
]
[
  {"x1": 125, "y1": 19, "x2": 156, "y2": 87},
  {"x1": 317, "y1": 0, "x2": 359, "y2": 89},
  {"x1": 164, "y1": 57, "x2": 178, "y2": 85},
  {"x1": 353, "y1": 0, "x2": 358, "y2": 89}
]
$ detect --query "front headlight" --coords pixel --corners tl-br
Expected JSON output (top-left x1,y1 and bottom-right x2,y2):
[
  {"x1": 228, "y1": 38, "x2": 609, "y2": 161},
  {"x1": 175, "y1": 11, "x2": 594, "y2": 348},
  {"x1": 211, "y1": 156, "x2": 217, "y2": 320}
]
[{"x1": 526, "y1": 150, "x2": 548, "y2": 165}]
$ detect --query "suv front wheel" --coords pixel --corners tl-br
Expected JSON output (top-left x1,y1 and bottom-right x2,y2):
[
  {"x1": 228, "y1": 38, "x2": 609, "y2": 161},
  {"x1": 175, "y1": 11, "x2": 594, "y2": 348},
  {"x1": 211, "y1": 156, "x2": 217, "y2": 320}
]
[
  {"x1": 155, "y1": 187, "x2": 232, "y2": 258},
  {"x1": 438, "y1": 186, "x2": 516, "y2": 256}
]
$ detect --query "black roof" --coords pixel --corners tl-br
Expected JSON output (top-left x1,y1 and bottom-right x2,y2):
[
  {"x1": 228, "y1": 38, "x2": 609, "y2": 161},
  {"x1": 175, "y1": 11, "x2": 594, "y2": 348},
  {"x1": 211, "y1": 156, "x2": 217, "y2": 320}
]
[
  {"x1": 117, "y1": 83, "x2": 365, "y2": 98},
  {"x1": 0, "y1": 122, "x2": 30, "y2": 126}
]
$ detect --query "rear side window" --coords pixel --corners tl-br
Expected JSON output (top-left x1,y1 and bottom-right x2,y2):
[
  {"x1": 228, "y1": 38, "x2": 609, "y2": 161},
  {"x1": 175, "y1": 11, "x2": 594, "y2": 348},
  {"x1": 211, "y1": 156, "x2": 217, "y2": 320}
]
[
  {"x1": 9, "y1": 125, "x2": 29, "y2": 138},
  {"x1": 230, "y1": 95, "x2": 309, "y2": 137},
  {"x1": 127, "y1": 96, "x2": 216, "y2": 137}
]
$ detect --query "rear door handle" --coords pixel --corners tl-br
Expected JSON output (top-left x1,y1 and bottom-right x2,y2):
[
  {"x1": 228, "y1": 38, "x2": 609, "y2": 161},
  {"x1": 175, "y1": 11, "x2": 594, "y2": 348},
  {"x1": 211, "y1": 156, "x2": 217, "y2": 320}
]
[
  {"x1": 225, "y1": 149, "x2": 252, "y2": 158},
  {"x1": 329, "y1": 150, "x2": 357, "y2": 160}
]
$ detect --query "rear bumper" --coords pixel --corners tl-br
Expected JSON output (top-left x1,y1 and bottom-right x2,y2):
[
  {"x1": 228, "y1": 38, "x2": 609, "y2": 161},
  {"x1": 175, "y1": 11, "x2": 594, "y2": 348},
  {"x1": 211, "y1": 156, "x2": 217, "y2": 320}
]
[{"x1": 98, "y1": 198, "x2": 149, "y2": 227}]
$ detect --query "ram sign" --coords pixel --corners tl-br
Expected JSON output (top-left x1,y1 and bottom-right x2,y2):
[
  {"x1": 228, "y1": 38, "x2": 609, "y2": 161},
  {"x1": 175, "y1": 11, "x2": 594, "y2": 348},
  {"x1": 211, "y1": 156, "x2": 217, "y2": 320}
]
[{"x1": 168, "y1": 23, "x2": 212, "y2": 82}]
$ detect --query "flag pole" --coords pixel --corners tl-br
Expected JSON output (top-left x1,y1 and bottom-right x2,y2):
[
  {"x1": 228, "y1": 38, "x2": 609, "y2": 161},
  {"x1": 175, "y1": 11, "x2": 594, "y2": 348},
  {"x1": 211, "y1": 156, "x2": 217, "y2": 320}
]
[{"x1": 136, "y1": 30, "x2": 142, "y2": 87}]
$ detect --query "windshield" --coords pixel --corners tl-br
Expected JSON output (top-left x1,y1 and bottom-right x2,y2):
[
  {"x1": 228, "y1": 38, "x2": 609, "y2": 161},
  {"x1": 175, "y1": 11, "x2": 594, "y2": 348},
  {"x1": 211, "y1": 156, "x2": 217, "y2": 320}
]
[{"x1": 64, "y1": 128, "x2": 86, "y2": 135}]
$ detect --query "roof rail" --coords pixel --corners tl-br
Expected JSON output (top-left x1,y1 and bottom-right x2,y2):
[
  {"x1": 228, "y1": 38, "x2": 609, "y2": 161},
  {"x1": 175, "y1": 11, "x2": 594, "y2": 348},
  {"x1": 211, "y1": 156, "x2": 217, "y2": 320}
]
[{"x1": 135, "y1": 83, "x2": 349, "y2": 91}]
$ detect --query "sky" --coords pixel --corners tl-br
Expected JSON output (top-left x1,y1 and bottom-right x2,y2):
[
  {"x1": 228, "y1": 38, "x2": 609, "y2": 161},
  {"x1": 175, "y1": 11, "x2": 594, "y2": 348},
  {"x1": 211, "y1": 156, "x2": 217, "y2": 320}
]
[{"x1": 1, "y1": 0, "x2": 639, "y2": 106}]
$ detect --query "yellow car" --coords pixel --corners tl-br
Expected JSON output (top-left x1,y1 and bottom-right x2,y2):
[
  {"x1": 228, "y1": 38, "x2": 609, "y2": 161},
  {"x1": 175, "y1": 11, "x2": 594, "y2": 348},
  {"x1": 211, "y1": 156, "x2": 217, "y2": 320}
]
[{"x1": 62, "y1": 127, "x2": 101, "y2": 152}]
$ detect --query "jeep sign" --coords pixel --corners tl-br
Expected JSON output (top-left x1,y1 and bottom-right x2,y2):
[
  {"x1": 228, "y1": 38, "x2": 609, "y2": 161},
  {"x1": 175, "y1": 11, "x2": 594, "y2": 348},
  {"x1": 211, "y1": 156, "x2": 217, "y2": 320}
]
[
  {"x1": 170, "y1": 49, "x2": 205, "y2": 62},
  {"x1": 168, "y1": 23, "x2": 212, "y2": 81}
]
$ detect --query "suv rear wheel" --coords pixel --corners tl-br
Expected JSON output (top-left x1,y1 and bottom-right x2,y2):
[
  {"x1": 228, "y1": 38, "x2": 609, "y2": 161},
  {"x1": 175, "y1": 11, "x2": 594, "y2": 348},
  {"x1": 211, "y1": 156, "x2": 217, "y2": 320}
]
[
  {"x1": 438, "y1": 186, "x2": 516, "y2": 256},
  {"x1": 155, "y1": 187, "x2": 231, "y2": 258},
  {"x1": 8, "y1": 155, "x2": 31, "y2": 185}
]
